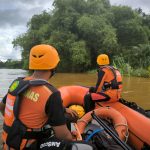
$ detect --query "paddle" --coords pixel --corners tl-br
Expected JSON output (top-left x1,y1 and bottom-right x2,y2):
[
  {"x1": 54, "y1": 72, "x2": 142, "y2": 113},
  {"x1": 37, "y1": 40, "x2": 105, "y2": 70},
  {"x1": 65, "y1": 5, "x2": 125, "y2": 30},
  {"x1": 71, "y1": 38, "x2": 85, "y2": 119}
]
[
  {"x1": 91, "y1": 111, "x2": 132, "y2": 150},
  {"x1": 70, "y1": 122, "x2": 83, "y2": 141}
]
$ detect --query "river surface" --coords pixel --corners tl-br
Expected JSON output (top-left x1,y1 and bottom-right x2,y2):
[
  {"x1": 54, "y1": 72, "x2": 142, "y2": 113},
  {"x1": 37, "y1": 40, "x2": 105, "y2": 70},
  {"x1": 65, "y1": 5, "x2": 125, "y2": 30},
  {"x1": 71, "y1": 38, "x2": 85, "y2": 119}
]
[
  {"x1": 0, "y1": 69, "x2": 150, "y2": 145},
  {"x1": 0, "y1": 69, "x2": 150, "y2": 121},
  {"x1": 0, "y1": 69, "x2": 150, "y2": 109}
]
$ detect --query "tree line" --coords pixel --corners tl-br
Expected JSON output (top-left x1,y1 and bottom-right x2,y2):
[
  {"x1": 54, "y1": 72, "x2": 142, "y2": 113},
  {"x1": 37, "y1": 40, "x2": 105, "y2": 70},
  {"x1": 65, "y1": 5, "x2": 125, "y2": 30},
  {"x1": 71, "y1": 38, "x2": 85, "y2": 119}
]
[
  {"x1": 0, "y1": 59, "x2": 22, "y2": 69},
  {"x1": 12, "y1": 0, "x2": 150, "y2": 76}
]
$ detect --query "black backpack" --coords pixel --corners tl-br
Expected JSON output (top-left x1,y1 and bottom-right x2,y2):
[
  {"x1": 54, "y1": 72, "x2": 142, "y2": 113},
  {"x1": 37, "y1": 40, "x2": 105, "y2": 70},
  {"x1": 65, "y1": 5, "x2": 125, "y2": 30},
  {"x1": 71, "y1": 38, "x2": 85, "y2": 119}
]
[{"x1": 83, "y1": 122, "x2": 124, "y2": 150}]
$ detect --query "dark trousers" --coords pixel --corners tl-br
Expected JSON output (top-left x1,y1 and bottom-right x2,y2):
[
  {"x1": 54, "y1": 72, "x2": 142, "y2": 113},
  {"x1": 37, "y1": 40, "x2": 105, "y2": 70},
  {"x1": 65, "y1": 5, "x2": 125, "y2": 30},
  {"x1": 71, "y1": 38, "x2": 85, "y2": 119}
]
[{"x1": 84, "y1": 94, "x2": 95, "y2": 113}]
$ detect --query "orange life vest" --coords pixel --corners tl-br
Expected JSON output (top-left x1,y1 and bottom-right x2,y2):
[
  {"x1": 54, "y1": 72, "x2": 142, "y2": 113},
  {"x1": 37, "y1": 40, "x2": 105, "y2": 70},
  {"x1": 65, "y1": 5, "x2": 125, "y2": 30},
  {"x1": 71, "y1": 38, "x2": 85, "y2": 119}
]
[
  {"x1": 95, "y1": 66, "x2": 122, "y2": 102},
  {"x1": 96, "y1": 66, "x2": 122, "y2": 92},
  {"x1": 2, "y1": 78, "x2": 56, "y2": 150}
]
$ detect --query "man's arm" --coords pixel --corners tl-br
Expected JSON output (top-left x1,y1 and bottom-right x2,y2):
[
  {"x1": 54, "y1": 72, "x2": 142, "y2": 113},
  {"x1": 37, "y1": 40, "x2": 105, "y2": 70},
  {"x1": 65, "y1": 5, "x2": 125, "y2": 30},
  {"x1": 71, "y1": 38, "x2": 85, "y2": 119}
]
[
  {"x1": 52, "y1": 124, "x2": 73, "y2": 141},
  {"x1": 45, "y1": 91, "x2": 73, "y2": 141},
  {"x1": 0, "y1": 94, "x2": 7, "y2": 115},
  {"x1": 0, "y1": 102, "x2": 5, "y2": 115}
]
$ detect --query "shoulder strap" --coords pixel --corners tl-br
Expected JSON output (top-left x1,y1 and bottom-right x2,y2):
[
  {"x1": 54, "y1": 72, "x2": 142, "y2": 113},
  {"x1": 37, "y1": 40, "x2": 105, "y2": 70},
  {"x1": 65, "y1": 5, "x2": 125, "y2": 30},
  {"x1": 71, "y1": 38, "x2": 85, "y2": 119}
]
[
  {"x1": 107, "y1": 66, "x2": 117, "y2": 80},
  {"x1": 9, "y1": 77, "x2": 55, "y2": 95},
  {"x1": 101, "y1": 66, "x2": 117, "y2": 80},
  {"x1": 8, "y1": 77, "x2": 29, "y2": 96},
  {"x1": 29, "y1": 79, "x2": 57, "y2": 92}
]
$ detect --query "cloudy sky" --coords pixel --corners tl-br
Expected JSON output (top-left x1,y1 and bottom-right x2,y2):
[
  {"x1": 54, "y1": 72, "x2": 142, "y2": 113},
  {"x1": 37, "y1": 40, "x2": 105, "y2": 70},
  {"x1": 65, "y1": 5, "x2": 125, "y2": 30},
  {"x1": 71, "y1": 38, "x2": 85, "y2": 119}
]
[{"x1": 0, "y1": 0, "x2": 149, "y2": 61}]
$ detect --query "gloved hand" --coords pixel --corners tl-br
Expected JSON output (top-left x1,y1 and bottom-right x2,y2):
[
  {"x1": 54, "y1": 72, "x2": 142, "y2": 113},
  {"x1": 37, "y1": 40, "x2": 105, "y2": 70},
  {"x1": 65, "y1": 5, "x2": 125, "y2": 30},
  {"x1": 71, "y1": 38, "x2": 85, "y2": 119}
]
[{"x1": 89, "y1": 86, "x2": 96, "y2": 93}]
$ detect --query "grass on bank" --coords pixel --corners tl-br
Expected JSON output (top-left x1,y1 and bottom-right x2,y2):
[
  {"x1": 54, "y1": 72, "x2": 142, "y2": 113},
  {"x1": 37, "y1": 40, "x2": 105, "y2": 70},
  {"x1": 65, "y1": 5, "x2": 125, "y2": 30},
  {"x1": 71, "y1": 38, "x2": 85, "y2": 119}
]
[{"x1": 88, "y1": 56, "x2": 150, "y2": 78}]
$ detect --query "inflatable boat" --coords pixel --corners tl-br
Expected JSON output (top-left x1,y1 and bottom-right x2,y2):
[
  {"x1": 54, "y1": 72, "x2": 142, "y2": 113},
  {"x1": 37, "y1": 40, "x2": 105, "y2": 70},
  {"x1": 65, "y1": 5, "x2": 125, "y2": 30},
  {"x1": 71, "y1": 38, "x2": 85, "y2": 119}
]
[{"x1": 58, "y1": 85, "x2": 150, "y2": 150}]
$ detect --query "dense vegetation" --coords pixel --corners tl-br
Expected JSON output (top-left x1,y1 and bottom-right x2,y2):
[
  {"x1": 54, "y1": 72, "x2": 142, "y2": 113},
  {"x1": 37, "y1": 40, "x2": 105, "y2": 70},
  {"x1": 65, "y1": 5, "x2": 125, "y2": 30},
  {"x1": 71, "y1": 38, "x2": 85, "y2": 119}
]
[
  {"x1": 12, "y1": 0, "x2": 150, "y2": 77},
  {"x1": 0, "y1": 59, "x2": 22, "y2": 69}
]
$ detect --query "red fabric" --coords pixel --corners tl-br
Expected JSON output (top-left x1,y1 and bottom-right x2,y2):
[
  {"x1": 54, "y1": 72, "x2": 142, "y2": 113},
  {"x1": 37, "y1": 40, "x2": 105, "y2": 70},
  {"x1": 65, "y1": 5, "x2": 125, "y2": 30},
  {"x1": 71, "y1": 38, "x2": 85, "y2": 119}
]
[{"x1": 91, "y1": 93, "x2": 106, "y2": 101}]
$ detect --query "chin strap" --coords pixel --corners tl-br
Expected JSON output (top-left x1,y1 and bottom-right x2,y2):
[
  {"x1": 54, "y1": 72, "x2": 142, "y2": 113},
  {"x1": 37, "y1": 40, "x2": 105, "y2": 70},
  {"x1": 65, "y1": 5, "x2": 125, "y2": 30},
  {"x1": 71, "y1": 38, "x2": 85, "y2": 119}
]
[{"x1": 50, "y1": 69, "x2": 56, "y2": 77}]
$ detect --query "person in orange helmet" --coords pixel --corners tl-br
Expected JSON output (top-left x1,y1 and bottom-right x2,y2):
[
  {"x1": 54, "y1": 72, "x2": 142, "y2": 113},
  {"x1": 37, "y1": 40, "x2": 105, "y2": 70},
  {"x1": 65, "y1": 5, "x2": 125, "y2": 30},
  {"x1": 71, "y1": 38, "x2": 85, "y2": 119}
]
[
  {"x1": 0, "y1": 44, "x2": 78, "y2": 149},
  {"x1": 84, "y1": 54, "x2": 123, "y2": 112}
]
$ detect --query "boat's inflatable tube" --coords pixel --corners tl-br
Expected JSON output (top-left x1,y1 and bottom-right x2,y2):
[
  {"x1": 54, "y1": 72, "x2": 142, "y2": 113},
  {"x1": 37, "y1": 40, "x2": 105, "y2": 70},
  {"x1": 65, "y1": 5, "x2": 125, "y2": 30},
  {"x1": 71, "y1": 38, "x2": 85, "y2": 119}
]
[
  {"x1": 77, "y1": 107, "x2": 128, "y2": 141},
  {"x1": 59, "y1": 85, "x2": 88, "y2": 107},
  {"x1": 100, "y1": 102, "x2": 150, "y2": 149},
  {"x1": 59, "y1": 85, "x2": 150, "y2": 150}
]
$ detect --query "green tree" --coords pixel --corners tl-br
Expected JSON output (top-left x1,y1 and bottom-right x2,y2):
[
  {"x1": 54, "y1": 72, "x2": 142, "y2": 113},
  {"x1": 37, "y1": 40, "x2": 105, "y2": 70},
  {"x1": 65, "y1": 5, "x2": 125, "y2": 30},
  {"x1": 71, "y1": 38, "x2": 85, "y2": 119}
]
[
  {"x1": 12, "y1": 0, "x2": 150, "y2": 75},
  {"x1": 70, "y1": 41, "x2": 91, "y2": 72},
  {"x1": 111, "y1": 6, "x2": 149, "y2": 47}
]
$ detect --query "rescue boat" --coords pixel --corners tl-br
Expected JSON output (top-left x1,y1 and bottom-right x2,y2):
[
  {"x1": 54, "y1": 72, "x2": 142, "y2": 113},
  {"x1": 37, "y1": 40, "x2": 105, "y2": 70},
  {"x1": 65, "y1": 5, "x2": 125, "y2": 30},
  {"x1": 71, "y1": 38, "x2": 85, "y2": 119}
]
[{"x1": 58, "y1": 85, "x2": 150, "y2": 150}]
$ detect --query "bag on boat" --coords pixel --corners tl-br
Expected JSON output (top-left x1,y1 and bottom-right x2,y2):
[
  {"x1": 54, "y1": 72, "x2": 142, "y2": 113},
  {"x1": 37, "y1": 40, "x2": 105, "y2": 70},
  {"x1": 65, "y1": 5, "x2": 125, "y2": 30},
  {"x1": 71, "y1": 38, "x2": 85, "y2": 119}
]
[{"x1": 84, "y1": 123, "x2": 124, "y2": 150}]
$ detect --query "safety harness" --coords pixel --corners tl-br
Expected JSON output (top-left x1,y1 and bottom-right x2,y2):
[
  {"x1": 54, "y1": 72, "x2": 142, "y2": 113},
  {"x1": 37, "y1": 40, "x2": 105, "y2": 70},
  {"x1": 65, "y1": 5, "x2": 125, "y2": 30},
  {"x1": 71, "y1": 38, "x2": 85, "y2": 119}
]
[
  {"x1": 3, "y1": 78, "x2": 56, "y2": 149},
  {"x1": 101, "y1": 66, "x2": 122, "y2": 91}
]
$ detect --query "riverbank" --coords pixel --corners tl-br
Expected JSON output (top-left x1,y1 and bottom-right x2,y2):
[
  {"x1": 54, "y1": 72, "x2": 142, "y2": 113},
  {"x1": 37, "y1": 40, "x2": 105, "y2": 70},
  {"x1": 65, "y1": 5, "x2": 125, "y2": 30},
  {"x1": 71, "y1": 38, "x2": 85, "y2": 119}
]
[{"x1": 88, "y1": 68, "x2": 150, "y2": 78}]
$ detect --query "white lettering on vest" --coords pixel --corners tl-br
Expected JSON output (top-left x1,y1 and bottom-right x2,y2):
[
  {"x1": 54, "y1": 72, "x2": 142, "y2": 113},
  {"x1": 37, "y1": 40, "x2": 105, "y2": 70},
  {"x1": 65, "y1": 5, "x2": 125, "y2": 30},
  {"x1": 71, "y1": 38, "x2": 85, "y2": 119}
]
[
  {"x1": 24, "y1": 89, "x2": 39, "y2": 102},
  {"x1": 40, "y1": 142, "x2": 61, "y2": 148}
]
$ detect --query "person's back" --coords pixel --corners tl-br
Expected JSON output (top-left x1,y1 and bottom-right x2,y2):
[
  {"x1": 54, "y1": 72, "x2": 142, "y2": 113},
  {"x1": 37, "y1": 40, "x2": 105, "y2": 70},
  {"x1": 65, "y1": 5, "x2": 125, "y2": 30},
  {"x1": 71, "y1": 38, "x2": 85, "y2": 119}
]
[
  {"x1": 95, "y1": 65, "x2": 122, "y2": 102},
  {"x1": 19, "y1": 83, "x2": 54, "y2": 128},
  {"x1": 1, "y1": 44, "x2": 74, "y2": 150},
  {"x1": 84, "y1": 54, "x2": 123, "y2": 112}
]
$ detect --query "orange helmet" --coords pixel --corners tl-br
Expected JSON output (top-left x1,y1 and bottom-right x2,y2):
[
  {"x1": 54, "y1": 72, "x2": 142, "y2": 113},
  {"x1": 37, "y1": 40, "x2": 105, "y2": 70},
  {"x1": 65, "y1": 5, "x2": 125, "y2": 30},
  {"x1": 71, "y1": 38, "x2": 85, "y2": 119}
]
[
  {"x1": 97, "y1": 54, "x2": 110, "y2": 66},
  {"x1": 29, "y1": 44, "x2": 60, "y2": 70}
]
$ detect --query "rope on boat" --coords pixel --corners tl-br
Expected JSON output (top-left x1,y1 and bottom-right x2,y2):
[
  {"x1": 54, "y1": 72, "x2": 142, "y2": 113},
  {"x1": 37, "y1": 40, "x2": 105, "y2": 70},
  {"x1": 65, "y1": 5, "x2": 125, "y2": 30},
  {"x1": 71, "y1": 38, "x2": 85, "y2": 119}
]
[{"x1": 114, "y1": 123, "x2": 129, "y2": 143}]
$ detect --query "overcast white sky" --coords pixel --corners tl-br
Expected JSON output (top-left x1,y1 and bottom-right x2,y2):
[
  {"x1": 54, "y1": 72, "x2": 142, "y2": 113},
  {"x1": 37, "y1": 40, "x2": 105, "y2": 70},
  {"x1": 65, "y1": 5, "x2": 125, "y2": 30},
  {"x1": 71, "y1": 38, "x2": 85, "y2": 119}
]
[{"x1": 0, "y1": 0, "x2": 149, "y2": 61}]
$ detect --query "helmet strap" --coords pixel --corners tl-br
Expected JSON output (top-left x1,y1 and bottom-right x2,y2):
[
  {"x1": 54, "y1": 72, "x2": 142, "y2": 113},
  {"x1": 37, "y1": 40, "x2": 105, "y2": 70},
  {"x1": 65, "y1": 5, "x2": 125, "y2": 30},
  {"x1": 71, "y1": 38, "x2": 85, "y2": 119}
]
[{"x1": 50, "y1": 69, "x2": 56, "y2": 77}]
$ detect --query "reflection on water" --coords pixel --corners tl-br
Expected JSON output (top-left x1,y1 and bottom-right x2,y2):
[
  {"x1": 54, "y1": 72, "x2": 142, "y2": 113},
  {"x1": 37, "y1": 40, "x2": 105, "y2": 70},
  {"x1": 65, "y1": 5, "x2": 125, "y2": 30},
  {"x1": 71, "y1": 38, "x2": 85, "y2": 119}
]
[{"x1": 0, "y1": 69, "x2": 150, "y2": 110}]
